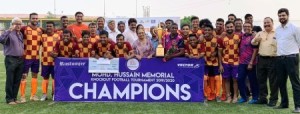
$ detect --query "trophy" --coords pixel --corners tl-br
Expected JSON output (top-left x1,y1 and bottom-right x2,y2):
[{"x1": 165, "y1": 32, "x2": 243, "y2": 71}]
[{"x1": 155, "y1": 23, "x2": 165, "y2": 57}]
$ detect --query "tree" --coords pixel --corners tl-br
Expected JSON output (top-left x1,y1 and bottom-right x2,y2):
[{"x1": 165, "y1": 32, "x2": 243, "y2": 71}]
[{"x1": 180, "y1": 15, "x2": 194, "y2": 28}]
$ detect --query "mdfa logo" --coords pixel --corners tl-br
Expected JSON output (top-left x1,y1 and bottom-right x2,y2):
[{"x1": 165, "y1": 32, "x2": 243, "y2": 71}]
[
  {"x1": 177, "y1": 63, "x2": 200, "y2": 68},
  {"x1": 127, "y1": 58, "x2": 140, "y2": 70}
]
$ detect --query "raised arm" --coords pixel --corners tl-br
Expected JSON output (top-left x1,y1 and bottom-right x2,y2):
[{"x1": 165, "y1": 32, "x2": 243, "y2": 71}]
[
  {"x1": 251, "y1": 32, "x2": 262, "y2": 46},
  {"x1": 0, "y1": 30, "x2": 11, "y2": 44}
]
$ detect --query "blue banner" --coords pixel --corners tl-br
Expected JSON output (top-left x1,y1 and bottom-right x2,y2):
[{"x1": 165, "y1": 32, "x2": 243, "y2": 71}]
[{"x1": 54, "y1": 57, "x2": 205, "y2": 102}]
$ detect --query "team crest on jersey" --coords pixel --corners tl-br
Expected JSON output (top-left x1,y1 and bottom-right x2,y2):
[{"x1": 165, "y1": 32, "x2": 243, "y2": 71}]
[
  {"x1": 54, "y1": 37, "x2": 59, "y2": 41},
  {"x1": 38, "y1": 31, "x2": 43, "y2": 36},
  {"x1": 224, "y1": 41, "x2": 229, "y2": 46},
  {"x1": 234, "y1": 39, "x2": 239, "y2": 44},
  {"x1": 211, "y1": 42, "x2": 217, "y2": 47},
  {"x1": 59, "y1": 46, "x2": 64, "y2": 50}
]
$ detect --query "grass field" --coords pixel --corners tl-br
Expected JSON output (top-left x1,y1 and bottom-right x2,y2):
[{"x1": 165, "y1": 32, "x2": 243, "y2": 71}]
[{"x1": 0, "y1": 53, "x2": 296, "y2": 114}]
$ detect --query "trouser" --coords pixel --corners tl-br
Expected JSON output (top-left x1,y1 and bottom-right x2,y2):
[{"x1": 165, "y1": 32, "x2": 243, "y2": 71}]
[
  {"x1": 276, "y1": 54, "x2": 300, "y2": 108},
  {"x1": 238, "y1": 64, "x2": 259, "y2": 100},
  {"x1": 5, "y1": 56, "x2": 24, "y2": 103},
  {"x1": 257, "y1": 56, "x2": 278, "y2": 103}
]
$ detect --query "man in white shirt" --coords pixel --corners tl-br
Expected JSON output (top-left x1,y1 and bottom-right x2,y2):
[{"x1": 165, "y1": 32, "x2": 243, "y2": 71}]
[
  {"x1": 274, "y1": 8, "x2": 300, "y2": 113},
  {"x1": 107, "y1": 20, "x2": 120, "y2": 43},
  {"x1": 123, "y1": 18, "x2": 138, "y2": 45}
]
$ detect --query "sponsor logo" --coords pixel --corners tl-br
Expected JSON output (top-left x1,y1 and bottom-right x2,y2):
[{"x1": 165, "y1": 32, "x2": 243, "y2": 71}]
[
  {"x1": 127, "y1": 58, "x2": 140, "y2": 70},
  {"x1": 177, "y1": 63, "x2": 200, "y2": 68},
  {"x1": 59, "y1": 62, "x2": 86, "y2": 66}
]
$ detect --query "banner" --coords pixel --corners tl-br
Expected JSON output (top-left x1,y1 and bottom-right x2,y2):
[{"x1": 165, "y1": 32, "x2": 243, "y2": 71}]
[{"x1": 54, "y1": 57, "x2": 205, "y2": 102}]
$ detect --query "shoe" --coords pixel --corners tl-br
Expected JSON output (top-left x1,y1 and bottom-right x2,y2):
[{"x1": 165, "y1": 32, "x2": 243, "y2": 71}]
[
  {"x1": 216, "y1": 96, "x2": 221, "y2": 103},
  {"x1": 30, "y1": 95, "x2": 39, "y2": 101},
  {"x1": 14, "y1": 100, "x2": 23, "y2": 104},
  {"x1": 254, "y1": 99, "x2": 268, "y2": 104},
  {"x1": 248, "y1": 99, "x2": 258, "y2": 104},
  {"x1": 293, "y1": 107, "x2": 300, "y2": 113},
  {"x1": 232, "y1": 98, "x2": 238, "y2": 103},
  {"x1": 266, "y1": 102, "x2": 277, "y2": 107},
  {"x1": 40, "y1": 94, "x2": 48, "y2": 101},
  {"x1": 221, "y1": 94, "x2": 227, "y2": 101},
  {"x1": 225, "y1": 97, "x2": 232, "y2": 103},
  {"x1": 52, "y1": 96, "x2": 54, "y2": 101},
  {"x1": 237, "y1": 98, "x2": 247, "y2": 103},
  {"x1": 210, "y1": 93, "x2": 216, "y2": 100},
  {"x1": 204, "y1": 97, "x2": 208, "y2": 102},
  {"x1": 274, "y1": 105, "x2": 289, "y2": 109},
  {"x1": 20, "y1": 97, "x2": 26, "y2": 103},
  {"x1": 207, "y1": 94, "x2": 215, "y2": 101},
  {"x1": 8, "y1": 101, "x2": 17, "y2": 105}
]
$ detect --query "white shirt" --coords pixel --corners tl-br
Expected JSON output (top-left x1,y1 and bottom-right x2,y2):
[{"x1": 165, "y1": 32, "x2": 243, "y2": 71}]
[
  {"x1": 275, "y1": 23, "x2": 300, "y2": 56},
  {"x1": 107, "y1": 29, "x2": 120, "y2": 43},
  {"x1": 123, "y1": 29, "x2": 138, "y2": 46}
]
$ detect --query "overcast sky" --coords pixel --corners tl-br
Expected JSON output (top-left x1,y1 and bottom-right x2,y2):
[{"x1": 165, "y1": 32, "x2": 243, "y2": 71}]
[{"x1": 1, "y1": 0, "x2": 300, "y2": 26}]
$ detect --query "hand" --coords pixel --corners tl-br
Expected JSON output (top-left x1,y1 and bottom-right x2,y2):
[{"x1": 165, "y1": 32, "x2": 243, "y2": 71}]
[
  {"x1": 165, "y1": 55, "x2": 171, "y2": 60},
  {"x1": 50, "y1": 52, "x2": 58, "y2": 58},
  {"x1": 255, "y1": 37, "x2": 262, "y2": 43},
  {"x1": 128, "y1": 51, "x2": 135, "y2": 56},
  {"x1": 185, "y1": 53, "x2": 189, "y2": 57},
  {"x1": 147, "y1": 55, "x2": 152, "y2": 59},
  {"x1": 188, "y1": 55, "x2": 194, "y2": 59},
  {"x1": 195, "y1": 56, "x2": 201, "y2": 59},
  {"x1": 107, "y1": 55, "x2": 113, "y2": 59},
  {"x1": 198, "y1": 35, "x2": 204, "y2": 43},
  {"x1": 211, "y1": 51, "x2": 217, "y2": 57},
  {"x1": 74, "y1": 54, "x2": 79, "y2": 58},
  {"x1": 9, "y1": 25, "x2": 16, "y2": 31},
  {"x1": 124, "y1": 55, "x2": 129, "y2": 60},
  {"x1": 78, "y1": 38, "x2": 83, "y2": 42},
  {"x1": 136, "y1": 55, "x2": 142, "y2": 60},
  {"x1": 104, "y1": 51, "x2": 113, "y2": 59},
  {"x1": 252, "y1": 32, "x2": 257, "y2": 38},
  {"x1": 247, "y1": 64, "x2": 253, "y2": 70},
  {"x1": 91, "y1": 51, "x2": 96, "y2": 57},
  {"x1": 75, "y1": 50, "x2": 80, "y2": 57},
  {"x1": 219, "y1": 65, "x2": 224, "y2": 73},
  {"x1": 95, "y1": 55, "x2": 100, "y2": 59}
]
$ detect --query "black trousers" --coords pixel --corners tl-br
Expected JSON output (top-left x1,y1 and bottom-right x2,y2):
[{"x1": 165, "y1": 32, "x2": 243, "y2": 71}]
[
  {"x1": 257, "y1": 56, "x2": 278, "y2": 103},
  {"x1": 5, "y1": 56, "x2": 24, "y2": 103},
  {"x1": 276, "y1": 54, "x2": 300, "y2": 108}
]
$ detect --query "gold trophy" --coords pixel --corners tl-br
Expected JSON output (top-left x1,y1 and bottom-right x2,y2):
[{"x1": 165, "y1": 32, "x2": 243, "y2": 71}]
[{"x1": 155, "y1": 23, "x2": 165, "y2": 57}]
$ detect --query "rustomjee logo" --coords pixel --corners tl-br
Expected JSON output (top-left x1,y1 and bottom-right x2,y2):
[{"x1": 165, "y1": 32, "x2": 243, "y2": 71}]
[
  {"x1": 69, "y1": 83, "x2": 191, "y2": 101},
  {"x1": 59, "y1": 61, "x2": 86, "y2": 66},
  {"x1": 177, "y1": 63, "x2": 200, "y2": 68}
]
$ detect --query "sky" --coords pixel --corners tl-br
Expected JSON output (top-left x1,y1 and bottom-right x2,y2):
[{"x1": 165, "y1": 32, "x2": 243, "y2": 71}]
[{"x1": 0, "y1": 0, "x2": 300, "y2": 26}]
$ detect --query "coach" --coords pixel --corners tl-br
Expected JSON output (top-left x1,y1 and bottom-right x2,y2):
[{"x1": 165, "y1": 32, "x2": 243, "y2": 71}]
[{"x1": 0, "y1": 17, "x2": 24, "y2": 105}]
